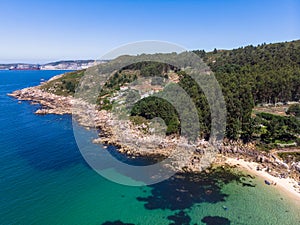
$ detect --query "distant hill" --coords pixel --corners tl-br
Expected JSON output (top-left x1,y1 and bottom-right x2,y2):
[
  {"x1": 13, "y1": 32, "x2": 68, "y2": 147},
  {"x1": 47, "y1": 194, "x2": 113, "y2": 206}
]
[{"x1": 0, "y1": 60, "x2": 108, "y2": 70}]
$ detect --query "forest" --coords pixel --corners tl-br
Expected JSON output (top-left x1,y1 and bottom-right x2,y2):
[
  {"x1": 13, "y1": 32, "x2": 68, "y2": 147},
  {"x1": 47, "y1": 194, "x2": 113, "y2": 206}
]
[{"x1": 132, "y1": 40, "x2": 300, "y2": 146}]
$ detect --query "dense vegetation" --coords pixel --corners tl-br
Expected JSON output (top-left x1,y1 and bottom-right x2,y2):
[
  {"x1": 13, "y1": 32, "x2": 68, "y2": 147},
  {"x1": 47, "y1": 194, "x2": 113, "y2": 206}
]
[
  {"x1": 199, "y1": 40, "x2": 300, "y2": 104},
  {"x1": 194, "y1": 40, "x2": 300, "y2": 143},
  {"x1": 131, "y1": 96, "x2": 180, "y2": 135},
  {"x1": 254, "y1": 112, "x2": 300, "y2": 147},
  {"x1": 41, "y1": 70, "x2": 85, "y2": 96},
  {"x1": 287, "y1": 104, "x2": 300, "y2": 117},
  {"x1": 122, "y1": 61, "x2": 177, "y2": 76}
]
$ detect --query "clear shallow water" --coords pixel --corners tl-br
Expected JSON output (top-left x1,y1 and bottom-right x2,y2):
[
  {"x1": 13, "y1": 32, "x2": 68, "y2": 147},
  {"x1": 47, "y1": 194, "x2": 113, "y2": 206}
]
[{"x1": 0, "y1": 70, "x2": 300, "y2": 225}]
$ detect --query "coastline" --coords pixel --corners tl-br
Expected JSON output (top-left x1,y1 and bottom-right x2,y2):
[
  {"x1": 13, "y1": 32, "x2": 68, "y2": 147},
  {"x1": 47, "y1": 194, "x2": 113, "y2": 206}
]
[
  {"x1": 7, "y1": 78, "x2": 300, "y2": 202},
  {"x1": 8, "y1": 83, "x2": 219, "y2": 173}
]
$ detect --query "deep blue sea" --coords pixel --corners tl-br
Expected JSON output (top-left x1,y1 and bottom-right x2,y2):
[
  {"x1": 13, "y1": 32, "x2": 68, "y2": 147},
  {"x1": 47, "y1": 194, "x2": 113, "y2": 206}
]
[{"x1": 0, "y1": 70, "x2": 300, "y2": 225}]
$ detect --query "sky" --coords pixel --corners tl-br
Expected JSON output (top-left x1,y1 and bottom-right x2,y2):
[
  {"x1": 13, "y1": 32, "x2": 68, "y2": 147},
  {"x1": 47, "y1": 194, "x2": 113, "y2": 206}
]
[{"x1": 0, "y1": 0, "x2": 299, "y2": 63}]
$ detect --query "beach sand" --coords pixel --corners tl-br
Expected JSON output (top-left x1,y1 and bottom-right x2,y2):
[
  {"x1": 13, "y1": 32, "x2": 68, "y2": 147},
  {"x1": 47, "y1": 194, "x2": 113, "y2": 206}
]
[{"x1": 225, "y1": 157, "x2": 300, "y2": 202}]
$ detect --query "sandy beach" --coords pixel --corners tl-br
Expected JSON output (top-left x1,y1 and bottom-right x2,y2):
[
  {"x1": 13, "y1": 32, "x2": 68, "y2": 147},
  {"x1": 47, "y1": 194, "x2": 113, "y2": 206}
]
[{"x1": 225, "y1": 157, "x2": 300, "y2": 202}]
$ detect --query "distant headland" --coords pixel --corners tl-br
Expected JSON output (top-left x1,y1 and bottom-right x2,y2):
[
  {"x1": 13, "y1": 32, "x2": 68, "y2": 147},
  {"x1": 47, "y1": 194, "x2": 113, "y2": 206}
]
[{"x1": 0, "y1": 60, "x2": 108, "y2": 71}]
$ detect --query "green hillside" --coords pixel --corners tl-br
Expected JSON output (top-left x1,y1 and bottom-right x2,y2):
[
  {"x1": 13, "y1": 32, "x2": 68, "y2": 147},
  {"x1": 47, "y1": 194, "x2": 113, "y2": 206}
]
[{"x1": 40, "y1": 40, "x2": 300, "y2": 147}]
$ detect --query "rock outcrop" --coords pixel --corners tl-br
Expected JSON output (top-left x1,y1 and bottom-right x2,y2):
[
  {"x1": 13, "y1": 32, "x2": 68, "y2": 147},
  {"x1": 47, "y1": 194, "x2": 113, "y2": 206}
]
[{"x1": 8, "y1": 87, "x2": 72, "y2": 115}]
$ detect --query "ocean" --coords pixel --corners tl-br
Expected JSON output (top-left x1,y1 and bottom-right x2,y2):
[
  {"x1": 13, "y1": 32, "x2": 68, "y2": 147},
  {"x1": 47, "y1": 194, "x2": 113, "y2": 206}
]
[{"x1": 0, "y1": 70, "x2": 299, "y2": 225}]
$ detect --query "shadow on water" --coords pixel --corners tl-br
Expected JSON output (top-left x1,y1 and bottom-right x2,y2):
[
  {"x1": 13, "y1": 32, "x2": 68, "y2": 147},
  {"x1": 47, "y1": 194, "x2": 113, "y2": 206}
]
[
  {"x1": 99, "y1": 165, "x2": 252, "y2": 225},
  {"x1": 136, "y1": 166, "x2": 251, "y2": 211},
  {"x1": 167, "y1": 210, "x2": 191, "y2": 225},
  {"x1": 101, "y1": 220, "x2": 135, "y2": 225},
  {"x1": 166, "y1": 211, "x2": 231, "y2": 225},
  {"x1": 135, "y1": 166, "x2": 254, "y2": 224},
  {"x1": 201, "y1": 216, "x2": 231, "y2": 225}
]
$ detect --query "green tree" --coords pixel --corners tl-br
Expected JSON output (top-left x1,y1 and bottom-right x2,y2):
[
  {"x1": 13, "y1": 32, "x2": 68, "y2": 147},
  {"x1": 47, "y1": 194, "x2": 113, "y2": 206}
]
[{"x1": 287, "y1": 104, "x2": 300, "y2": 117}]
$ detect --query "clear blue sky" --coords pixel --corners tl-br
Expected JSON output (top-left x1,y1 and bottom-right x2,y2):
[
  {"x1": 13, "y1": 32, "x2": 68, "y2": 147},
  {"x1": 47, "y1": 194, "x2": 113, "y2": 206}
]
[{"x1": 0, "y1": 0, "x2": 299, "y2": 63}]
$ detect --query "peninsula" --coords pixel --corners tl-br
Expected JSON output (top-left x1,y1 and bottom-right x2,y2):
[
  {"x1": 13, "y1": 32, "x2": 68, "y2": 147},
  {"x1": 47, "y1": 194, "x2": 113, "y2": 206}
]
[{"x1": 8, "y1": 40, "x2": 300, "y2": 199}]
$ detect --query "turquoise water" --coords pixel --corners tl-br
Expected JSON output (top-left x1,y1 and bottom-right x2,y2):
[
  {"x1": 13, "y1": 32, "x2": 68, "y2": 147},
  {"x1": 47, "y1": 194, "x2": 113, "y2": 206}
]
[{"x1": 0, "y1": 70, "x2": 300, "y2": 225}]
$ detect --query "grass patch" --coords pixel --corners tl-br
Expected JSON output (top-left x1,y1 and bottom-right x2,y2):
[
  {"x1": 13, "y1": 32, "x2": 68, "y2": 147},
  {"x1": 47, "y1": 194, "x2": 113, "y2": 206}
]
[{"x1": 129, "y1": 115, "x2": 148, "y2": 126}]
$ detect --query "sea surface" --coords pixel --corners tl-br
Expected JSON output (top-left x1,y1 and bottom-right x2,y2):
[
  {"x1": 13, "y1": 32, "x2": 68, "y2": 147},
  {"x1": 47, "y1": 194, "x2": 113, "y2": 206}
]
[{"x1": 0, "y1": 70, "x2": 300, "y2": 225}]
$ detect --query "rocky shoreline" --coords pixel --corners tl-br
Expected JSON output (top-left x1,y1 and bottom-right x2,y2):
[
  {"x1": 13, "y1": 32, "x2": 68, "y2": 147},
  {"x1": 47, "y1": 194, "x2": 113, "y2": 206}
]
[
  {"x1": 8, "y1": 84, "x2": 220, "y2": 172},
  {"x1": 8, "y1": 83, "x2": 300, "y2": 187},
  {"x1": 8, "y1": 86, "x2": 73, "y2": 115}
]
